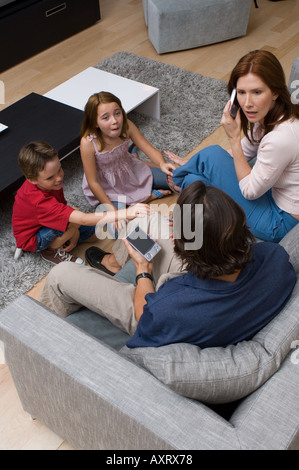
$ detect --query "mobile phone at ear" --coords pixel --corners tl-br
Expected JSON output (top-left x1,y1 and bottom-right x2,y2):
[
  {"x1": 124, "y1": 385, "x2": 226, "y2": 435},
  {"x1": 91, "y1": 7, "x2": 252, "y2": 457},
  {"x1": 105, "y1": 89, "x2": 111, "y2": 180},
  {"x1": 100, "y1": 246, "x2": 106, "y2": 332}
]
[
  {"x1": 126, "y1": 226, "x2": 161, "y2": 261},
  {"x1": 229, "y1": 89, "x2": 240, "y2": 118}
]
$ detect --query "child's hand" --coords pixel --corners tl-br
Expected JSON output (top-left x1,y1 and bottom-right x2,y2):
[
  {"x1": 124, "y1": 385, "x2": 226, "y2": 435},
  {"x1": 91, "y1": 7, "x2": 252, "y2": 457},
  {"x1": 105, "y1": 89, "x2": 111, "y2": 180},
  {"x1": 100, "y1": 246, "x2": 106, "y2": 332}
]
[
  {"x1": 126, "y1": 203, "x2": 153, "y2": 219},
  {"x1": 115, "y1": 219, "x2": 126, "y2": 234},
  {"x1": 160, "y1": 161, "x2": 177, "y2": 175},
  {"x1": 63, "y1": 229, "x2": 80, "y2": 252}
]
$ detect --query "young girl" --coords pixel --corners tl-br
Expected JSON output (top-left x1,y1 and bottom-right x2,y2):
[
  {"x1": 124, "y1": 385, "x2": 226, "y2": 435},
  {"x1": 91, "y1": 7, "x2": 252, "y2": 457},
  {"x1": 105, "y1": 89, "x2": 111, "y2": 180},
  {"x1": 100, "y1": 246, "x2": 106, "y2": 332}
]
[
  {"x1": 168, "y1": 50, "x2": 299, "y2": 243},
  {"x1": 80, "y1": 92, "x2": 176, "y2": 221}
]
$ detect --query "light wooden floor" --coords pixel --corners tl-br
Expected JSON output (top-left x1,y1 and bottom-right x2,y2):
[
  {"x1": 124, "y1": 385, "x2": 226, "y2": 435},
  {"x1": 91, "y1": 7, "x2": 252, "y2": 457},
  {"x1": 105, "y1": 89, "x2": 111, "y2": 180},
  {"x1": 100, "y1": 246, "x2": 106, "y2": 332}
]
[{"x1": 0, "y1": 0, "x2": 298, "y2": 450}]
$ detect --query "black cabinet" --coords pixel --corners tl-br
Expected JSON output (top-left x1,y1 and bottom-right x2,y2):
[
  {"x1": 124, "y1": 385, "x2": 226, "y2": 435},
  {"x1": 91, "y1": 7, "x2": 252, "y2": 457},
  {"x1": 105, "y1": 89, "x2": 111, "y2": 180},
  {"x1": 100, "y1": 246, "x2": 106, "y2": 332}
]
[
  {"x1": 0, "y1": 93, "x2": 84, "y2": 197},
  {"x1": 0, "y1": 0, "x2": 101, "y2": 72}
]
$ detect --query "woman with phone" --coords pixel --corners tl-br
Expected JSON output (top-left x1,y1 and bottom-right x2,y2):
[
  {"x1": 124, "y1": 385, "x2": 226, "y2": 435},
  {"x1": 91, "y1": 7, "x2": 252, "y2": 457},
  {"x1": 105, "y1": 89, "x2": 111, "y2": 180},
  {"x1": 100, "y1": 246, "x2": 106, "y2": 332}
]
[{"x1": 166, "y1": 50, "x2": 299, "y2": 243}]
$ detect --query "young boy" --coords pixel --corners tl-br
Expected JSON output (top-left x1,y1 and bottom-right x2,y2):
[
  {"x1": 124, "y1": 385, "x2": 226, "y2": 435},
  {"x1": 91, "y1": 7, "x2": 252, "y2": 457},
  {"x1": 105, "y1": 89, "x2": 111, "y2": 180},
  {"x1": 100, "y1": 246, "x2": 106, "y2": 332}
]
[{"x1": 12, "y1": 141, "x2": 151, "y2": 265}]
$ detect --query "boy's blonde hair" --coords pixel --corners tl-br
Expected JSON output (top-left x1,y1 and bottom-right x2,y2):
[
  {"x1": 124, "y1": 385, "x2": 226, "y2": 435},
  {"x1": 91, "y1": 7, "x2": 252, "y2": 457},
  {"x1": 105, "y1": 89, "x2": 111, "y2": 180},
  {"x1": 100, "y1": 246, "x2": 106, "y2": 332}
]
[{"x1": 18, "y1": 141, "x2": 58, "y2": 180}]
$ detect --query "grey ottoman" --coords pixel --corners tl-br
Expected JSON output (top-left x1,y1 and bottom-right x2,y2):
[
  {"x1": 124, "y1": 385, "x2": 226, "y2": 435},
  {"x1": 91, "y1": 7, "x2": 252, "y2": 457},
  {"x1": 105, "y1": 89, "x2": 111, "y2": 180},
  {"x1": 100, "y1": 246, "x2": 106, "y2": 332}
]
[{"x1": 143, "y1": 0, "x2": 252, "y2": 54}]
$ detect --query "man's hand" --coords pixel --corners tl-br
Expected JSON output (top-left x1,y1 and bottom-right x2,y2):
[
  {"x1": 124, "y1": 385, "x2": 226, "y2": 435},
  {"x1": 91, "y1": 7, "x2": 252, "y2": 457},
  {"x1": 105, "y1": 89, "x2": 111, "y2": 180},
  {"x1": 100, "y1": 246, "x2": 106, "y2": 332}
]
[
  {"x1": 123, "y1": 238, "x2": 153, "y2": 273},
  {"x1": 123, "y1": 238, "x2": 154, "y2": 322}
]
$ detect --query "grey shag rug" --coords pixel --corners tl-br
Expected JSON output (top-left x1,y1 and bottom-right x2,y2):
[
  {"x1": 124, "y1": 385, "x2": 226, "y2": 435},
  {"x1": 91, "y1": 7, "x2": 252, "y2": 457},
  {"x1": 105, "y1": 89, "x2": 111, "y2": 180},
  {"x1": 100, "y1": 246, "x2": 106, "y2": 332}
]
[{"x1": 0, "y1": 52, "x2": 227, "y2": 309}]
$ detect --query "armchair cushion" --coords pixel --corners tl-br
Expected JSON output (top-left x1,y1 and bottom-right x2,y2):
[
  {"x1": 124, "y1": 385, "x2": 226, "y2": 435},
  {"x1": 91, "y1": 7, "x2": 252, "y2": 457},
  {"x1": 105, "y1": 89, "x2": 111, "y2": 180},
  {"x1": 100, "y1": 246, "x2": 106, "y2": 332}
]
[{"x1": 121, "y1": 277, "x2": 299, "y2": 404}]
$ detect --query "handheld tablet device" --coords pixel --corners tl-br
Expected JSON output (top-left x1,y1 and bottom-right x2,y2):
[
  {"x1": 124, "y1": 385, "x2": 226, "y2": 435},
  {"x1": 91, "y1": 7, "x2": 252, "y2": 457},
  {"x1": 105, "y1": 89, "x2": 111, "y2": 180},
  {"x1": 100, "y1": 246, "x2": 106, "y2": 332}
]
[{"x1": 126, "y1": 226, "x2": 161, "y2": 261}]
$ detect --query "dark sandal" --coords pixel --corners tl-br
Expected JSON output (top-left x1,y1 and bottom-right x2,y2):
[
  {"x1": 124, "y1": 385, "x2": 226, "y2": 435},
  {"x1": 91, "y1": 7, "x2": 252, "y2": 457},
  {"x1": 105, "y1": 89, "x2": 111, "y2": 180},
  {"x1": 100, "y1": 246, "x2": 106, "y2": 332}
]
[{"x1": 85, "y1": 246, "x2": 115, "y2": 276}]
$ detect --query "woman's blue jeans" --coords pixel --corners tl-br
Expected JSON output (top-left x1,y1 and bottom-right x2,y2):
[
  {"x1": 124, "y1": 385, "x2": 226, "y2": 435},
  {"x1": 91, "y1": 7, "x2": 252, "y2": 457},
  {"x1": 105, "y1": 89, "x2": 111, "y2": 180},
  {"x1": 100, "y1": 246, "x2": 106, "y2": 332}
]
[{"x1": 172, "y1": 145, "x2": 298, "y2": 242}]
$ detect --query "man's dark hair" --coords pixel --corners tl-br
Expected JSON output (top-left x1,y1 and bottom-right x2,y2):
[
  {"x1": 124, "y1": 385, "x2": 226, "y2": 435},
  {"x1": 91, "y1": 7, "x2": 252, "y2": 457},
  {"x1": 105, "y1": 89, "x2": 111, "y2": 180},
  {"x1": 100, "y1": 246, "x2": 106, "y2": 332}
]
[{"x1": 174, "y1": 181, "x2": 255, "y2": 279}]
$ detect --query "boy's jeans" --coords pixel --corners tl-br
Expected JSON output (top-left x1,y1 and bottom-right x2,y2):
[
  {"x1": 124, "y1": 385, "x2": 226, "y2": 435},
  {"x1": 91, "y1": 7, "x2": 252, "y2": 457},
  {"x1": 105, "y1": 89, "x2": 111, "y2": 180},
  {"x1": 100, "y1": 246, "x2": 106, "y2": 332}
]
[{"x1": 36, "y1": 225, "x2": 95, "y2": 251}]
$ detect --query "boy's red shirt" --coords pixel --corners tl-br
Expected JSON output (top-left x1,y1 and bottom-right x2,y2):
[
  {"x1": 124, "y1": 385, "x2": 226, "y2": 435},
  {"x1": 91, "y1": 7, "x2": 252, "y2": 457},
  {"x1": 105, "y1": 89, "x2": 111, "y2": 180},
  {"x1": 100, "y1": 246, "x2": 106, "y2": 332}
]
[{"x1": 12, "y1": 180, "x2": 74, "y2": 251}]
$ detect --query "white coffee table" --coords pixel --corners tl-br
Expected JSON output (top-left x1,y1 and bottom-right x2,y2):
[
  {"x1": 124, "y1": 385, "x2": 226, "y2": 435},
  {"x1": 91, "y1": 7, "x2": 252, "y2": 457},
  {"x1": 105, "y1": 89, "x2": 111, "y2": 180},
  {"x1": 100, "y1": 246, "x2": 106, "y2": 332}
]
[{"x1": 44, "y1": 67, "x2": 160, "y2": 120}]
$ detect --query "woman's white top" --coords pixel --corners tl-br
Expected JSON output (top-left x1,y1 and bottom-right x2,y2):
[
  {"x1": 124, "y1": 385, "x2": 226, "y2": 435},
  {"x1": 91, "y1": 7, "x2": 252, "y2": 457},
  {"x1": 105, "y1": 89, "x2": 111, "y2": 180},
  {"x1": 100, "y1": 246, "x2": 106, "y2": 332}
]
[{"x1": 240, "y1": 118, "x2": 299, "y2": 215}]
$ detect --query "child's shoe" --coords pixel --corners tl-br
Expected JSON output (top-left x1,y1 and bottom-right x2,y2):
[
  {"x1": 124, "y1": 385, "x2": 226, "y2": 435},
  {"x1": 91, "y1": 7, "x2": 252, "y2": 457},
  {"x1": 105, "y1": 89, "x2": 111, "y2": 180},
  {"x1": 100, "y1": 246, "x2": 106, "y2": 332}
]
[
  {"x1": 14, "y1": 247, "x2": 23, "y2": 260},
  {"x1": 40, "y1": 247, "x2": 85, "y2": 265}
]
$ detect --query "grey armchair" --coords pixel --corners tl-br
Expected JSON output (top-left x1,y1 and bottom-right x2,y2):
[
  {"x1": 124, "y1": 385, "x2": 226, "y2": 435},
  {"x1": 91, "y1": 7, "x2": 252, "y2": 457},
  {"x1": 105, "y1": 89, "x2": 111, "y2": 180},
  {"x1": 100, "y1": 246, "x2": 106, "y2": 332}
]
[{"x1": 0, "y1": 224, "x2": 298, "y2": 450}]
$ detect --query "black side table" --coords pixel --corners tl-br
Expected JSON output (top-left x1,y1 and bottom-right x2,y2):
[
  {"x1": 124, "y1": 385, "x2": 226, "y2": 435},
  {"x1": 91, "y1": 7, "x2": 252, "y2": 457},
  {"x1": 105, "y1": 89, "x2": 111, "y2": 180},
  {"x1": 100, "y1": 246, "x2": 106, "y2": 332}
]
[{"x1": 0, "y1": 93, "x2": 84, "y2": 198}]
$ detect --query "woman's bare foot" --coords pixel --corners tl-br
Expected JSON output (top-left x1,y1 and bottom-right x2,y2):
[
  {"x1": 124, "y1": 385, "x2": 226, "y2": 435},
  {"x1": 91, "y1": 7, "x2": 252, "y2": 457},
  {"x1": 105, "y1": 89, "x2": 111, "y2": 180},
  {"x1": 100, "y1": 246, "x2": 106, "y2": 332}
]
[{"x1": 167, "y1": 175, "x2": 181, "y2": 193}]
